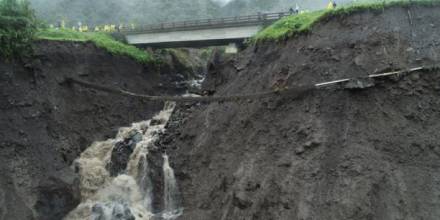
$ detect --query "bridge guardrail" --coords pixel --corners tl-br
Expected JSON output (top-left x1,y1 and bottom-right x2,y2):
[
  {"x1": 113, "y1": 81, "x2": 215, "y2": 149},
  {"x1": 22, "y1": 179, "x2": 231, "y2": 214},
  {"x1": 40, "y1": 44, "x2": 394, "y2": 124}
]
[{"x1": 121, "y1": 12, "x2": 290, "y2": 34}]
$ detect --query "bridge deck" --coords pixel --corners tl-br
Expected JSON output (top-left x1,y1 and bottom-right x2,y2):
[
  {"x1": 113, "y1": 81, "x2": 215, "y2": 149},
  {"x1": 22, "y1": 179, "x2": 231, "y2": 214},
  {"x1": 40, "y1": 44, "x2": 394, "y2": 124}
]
[
  {"x1": 122, "y1": 12, "x2": 291, "y2": 48},
  {"x1": 121, "y1": 12, "x2": 290, "y2": 34}
]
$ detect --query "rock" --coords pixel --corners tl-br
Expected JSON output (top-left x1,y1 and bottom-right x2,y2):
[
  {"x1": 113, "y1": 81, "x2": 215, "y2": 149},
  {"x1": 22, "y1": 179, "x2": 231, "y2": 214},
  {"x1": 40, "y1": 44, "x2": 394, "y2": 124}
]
[
  {"x1": 433, "y1": 146, "x2": 440, "y2": 157},
  {"x1": 354, "y1": 54, "x2": 367, "y2": 66},
  {"x1": 344, "y1": 78, "x2": 375, "y2": 90},
  {"x1": 244, "y1": 181, "x2": 261, "y2": 192},
  {"x1": 277, "y1": 162, "x2": 292, "y2": 168},
  {"x1": 295, "y1": 145, "x2": 305, "y2": 155},
  {"x1": 18, "y1": 130, "x2": 25, "y2": 136},
  {"x1": 198, "y1": 202, "x2": 210, "y2": 210},
  {"x1": 331, "y1": 55, "x2": 341, "y2": 61},
  {"x1": 150, "y1": 118, "x2": 165, "y2": 126},
  {"x1": 92, "y1": 203, "x2": 135, "y2": 220},
  {"x1": 410, "y1": 73, "x2": 420, "y2": 81},
  {"x1": 131, "y1": 132, "x2": 143, "y2": 143},
  {"x1": 304, "y1": 141, "x2": 321, "y2": 149},
  {"x1": 232, "y1": 193, "x2": 253, "y2": 209},
  {"x1": 91, "y1": 204, "x2": 104, "y2": 217},
  {"x1": 107, "y1": 132, "x2": 142, "y2": 176},
  {"x1": 34, "y1": 177, "x2": 80, "y2": 220}
]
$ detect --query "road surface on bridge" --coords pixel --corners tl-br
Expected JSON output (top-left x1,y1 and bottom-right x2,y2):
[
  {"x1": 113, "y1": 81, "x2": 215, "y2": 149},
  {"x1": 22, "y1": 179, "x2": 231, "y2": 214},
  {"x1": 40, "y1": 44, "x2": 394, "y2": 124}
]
[{"x1": 121, "y1": 12, "x2": 291, "y2": 48}]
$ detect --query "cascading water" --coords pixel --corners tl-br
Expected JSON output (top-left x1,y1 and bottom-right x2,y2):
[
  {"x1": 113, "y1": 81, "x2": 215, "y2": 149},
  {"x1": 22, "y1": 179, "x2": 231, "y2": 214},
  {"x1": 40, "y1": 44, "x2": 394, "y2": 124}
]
[
  {"x1": 162, "y1": 155, "x2": 183, "y2": 219},
  {"x1": 64, "y1": 102, "x2": 182, "y2": 220}
]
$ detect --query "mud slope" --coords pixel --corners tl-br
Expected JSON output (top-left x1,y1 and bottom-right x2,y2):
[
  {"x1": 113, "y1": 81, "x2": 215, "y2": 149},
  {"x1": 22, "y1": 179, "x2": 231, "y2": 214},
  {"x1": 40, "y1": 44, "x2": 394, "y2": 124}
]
[
  {"x1": 165, "y1": 5, "x2": 440, "y2": 220},
  {"x1": 0, "y1": 41, "x2": 174, "y2": 220}
]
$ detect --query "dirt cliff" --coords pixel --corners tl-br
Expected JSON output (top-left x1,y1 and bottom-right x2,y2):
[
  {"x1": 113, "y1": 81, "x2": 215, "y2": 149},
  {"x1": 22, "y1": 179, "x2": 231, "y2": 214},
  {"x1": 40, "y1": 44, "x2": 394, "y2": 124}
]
[
  {"x1": 0, "y1": 41, "x2": 193, "y2": 220},
  {"x1": 163, "y1": 5, "x2": 440, "y2": 220}
]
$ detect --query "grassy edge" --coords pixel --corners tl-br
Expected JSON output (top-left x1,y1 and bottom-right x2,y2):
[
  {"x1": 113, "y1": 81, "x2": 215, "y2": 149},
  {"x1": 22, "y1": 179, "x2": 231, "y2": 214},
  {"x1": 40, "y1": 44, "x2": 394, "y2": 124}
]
[
  {"x1": 253, "y1": 0, "x2": 440, "y2": 43},
  {"x1": 36, "y1": 29, "x2": 153, "y2": 64}
]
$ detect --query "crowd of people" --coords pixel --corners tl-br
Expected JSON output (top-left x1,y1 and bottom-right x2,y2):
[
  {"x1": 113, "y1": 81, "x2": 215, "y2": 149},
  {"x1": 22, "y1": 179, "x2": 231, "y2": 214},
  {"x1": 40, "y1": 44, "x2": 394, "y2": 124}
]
[
  {"x1": 49, "y1": 1, "x2": 339, "y2": 33},
  {"x1": 49, "y1": 22, "x2": 137, "y2": 32}
]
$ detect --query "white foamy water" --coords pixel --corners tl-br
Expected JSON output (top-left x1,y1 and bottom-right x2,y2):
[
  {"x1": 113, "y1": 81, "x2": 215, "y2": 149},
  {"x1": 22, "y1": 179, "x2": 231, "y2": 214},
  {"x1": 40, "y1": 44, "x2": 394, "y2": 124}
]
[
  {"x1": 162, "y1": 154, "x2": 183, "y2": 219},
  {"x1": 64, "y1": 102, "x2": 182, "y2": 220}
]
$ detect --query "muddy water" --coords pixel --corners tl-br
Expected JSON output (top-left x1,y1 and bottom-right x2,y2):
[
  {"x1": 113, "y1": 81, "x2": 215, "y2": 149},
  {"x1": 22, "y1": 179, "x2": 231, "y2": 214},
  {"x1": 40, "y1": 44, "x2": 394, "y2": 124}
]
[{"x1": 64, "y1": 102, "x2": 181, "y2": 220}]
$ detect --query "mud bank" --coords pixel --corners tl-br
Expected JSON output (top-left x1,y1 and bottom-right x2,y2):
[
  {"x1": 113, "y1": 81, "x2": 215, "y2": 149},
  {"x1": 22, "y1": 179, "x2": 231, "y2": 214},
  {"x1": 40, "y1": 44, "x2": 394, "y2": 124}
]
[
  {"x1": 0, "y1": 41, "x2": 193, "y2": 220},
  {"x1": 163, "y1": 5, "x2": 440, "y2": 220}
]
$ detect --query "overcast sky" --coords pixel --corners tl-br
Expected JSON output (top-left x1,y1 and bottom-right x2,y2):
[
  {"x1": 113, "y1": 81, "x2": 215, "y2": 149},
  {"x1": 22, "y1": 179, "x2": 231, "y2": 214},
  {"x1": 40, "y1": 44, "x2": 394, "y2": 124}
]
[{"x1": 212, "y1": 0, "x2": 232, "y2": 6}]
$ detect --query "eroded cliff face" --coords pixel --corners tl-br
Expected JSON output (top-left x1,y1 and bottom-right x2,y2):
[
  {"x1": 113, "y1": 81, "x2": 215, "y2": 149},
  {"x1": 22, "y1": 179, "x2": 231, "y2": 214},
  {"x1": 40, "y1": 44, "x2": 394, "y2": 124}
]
[
  {"x1": 0, "y1": 41, "x2": 195, "y2": 220},
  {"x1": 162, "y1": 6, "x2": 440, "y2": 220}
]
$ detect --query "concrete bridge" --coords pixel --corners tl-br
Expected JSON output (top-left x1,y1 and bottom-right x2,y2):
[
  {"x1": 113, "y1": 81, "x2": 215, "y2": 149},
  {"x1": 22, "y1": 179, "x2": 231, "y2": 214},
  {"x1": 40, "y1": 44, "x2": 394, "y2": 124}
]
[{"x1": 121, "y1": 12, "x2": 291, "y2": 48}]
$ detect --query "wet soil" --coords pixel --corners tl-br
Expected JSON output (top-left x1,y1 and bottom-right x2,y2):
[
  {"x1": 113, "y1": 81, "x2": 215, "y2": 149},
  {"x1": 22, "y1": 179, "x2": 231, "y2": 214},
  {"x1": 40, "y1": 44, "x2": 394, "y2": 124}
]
[
  {"x1": 163, "y1": 5, "x2": 440, "y2": 220},
  {"x1": 0, "y1": 40, "x2": 179, "y2": 220}
]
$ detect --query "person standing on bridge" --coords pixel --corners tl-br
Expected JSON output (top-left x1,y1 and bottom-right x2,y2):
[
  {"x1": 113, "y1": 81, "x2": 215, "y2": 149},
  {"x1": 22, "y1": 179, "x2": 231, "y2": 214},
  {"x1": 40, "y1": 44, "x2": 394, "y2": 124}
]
[{"x1": 295, "y1": 4, "x2": 300, "y2": 14}]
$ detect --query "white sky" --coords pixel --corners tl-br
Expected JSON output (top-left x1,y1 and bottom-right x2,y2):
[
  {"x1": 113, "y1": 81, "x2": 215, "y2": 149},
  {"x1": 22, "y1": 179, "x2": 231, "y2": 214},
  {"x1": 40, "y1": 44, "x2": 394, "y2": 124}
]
[{"x1": 212, "y1": 0, "x2": 233, "y2": 6}]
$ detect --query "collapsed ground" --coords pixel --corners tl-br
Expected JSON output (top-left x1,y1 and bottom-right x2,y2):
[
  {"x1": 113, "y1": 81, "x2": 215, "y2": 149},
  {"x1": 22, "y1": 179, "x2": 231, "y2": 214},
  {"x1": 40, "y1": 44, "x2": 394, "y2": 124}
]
[
  {"x1": 1, "y1": 2, "x2": 440, "y2": 220},
  {"x1": 162, "y1": 4, "x2": 440, "y2": 220},
  {"x1": 0, "y1": 40, "x2": 210, "y2": 219}
]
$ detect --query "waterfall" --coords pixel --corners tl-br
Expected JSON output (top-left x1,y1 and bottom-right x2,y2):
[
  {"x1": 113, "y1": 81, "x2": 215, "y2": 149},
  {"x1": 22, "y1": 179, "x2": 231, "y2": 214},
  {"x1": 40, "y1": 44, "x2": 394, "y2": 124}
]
[
  {"x1": 64, "y1": 102, "x2": 182, "y2": 220},
  {"x1": 162, "y1": 154, "x2": 183, "y2": 219}
]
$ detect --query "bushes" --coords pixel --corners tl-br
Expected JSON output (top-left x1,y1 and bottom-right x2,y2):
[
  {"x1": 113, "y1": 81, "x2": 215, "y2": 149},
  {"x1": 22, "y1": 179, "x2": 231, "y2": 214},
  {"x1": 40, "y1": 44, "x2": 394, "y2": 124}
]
[{"x1": 0, "y1": 0, "x2": 37, "y2": 59}]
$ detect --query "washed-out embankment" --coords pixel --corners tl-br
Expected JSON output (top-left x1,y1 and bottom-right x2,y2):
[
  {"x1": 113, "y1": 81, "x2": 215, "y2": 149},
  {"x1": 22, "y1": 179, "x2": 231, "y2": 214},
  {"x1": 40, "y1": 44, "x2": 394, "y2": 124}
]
[
  {"x1": 0, "y1": 41, "x2": 206, "y2": 219},
  {"x1": 160, "y1": 5, "x2": 440, "y2": 220},
  {"x1": 2, "y1": 4, "x2": 440, "y2": 220}
]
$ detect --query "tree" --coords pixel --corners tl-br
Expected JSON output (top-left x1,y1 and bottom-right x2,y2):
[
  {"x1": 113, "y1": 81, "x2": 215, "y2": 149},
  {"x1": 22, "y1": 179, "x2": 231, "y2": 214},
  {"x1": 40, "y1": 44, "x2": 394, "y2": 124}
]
[{"x1": 0, "y1": 0, "x2": 37, "y2": 59}]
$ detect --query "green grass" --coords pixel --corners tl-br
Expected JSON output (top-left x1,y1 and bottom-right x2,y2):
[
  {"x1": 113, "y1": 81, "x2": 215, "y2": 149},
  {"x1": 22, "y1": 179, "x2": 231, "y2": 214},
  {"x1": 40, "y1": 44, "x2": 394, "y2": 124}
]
[
  {"x1": 253, "y1": 10, "x2": 325, "y2": 42},
  {"x1": 253, "y1": 0, "x2": 440, "y2": 43},
  {"x1": 36, "y1": 28, "x2": 153, "y2": 63}
]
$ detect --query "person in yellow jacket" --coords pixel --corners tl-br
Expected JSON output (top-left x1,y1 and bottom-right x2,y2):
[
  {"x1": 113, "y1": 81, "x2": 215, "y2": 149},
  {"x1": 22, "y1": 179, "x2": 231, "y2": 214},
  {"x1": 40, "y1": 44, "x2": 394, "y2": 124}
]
[{"x1": 327, "y1": 1, "x2": 336, "y2": 9}]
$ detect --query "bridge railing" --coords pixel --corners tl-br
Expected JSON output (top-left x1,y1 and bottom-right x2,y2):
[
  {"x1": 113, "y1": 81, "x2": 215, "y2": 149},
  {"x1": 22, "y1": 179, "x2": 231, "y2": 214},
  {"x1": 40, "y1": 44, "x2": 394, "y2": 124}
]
[{"x1": 121, "y1": 12, "x2": 290, "y2": 34}]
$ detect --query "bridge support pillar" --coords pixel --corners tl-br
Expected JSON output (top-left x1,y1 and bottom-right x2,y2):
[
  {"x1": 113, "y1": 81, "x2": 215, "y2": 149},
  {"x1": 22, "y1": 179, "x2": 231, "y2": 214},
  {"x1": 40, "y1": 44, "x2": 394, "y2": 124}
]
[{"x1": 225, "y1": 43, "x2": 238, "y2": 54}]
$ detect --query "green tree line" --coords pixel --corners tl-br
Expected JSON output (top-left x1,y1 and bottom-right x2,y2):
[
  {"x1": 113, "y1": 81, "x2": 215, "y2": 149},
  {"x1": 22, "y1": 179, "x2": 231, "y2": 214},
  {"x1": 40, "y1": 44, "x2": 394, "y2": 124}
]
[{"x1": 0, "y1": 0, "x2": 37, "y2": 59}]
